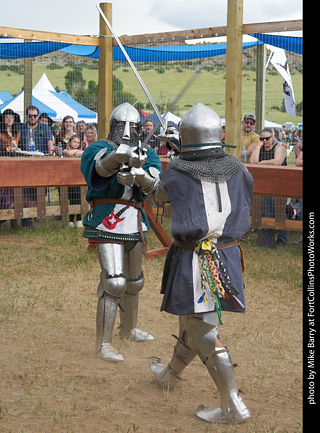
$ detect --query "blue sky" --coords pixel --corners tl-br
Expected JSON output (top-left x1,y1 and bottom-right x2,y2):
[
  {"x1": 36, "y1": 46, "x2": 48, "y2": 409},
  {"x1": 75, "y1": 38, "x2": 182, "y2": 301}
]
[{"x1": 1, "y1": 0, "x2": 302, "y2": 37}]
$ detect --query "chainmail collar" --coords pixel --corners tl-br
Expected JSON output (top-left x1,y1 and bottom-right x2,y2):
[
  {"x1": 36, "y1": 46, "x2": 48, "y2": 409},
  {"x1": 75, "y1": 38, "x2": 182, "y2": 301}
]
[
  {"x1": 167, "y1": 153, "x2": 242, "y2": 183},
  {"x1": 105, "y1": 138, "x2": 119, "y2": 150}
]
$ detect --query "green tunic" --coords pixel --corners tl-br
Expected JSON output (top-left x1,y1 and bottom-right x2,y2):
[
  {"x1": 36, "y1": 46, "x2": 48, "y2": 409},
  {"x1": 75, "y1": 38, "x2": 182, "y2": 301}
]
[{"x1": 80, "y1": 139, "x2": 162, "y2": 242}]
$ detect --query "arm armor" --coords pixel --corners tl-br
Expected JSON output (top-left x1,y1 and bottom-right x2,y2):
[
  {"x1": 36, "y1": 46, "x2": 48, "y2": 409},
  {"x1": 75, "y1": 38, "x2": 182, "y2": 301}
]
[
  {"x1": 153, "y1": 180, "x2": 169, "y2": 204},
  {"x1": 94, "y1": 148, "x2": 123, "y2": 178},
  {"x1": 133, "y1": 166, "x2": 161, "y2": 195},
  {"x1": 95, "y1": 144, "x2": 145, "y2": 178},
  {"x1": 134, "y1": 166, "x2": 169, "y2": 203}
]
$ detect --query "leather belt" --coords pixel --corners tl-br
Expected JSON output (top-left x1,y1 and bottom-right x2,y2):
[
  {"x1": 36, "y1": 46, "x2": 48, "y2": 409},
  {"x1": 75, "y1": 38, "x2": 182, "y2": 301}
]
[
  {"x1": 173, "y1": 239, "x2": 238, "y2": 251},
  {"x1": 89, "y1": 198, "x2": 143, "y2": 211}
]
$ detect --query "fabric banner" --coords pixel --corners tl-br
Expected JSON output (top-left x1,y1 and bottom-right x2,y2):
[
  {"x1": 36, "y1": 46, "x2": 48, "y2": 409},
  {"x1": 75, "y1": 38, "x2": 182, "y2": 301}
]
[{"x1": 270, "y1": 47, "x2": 296, "y2": 117}]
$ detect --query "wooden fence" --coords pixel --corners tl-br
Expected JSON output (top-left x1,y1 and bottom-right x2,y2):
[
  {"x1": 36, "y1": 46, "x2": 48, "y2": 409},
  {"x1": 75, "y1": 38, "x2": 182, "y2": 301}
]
[{"x1": 0, "y1": 156, "x2": 302, "y2": 257}]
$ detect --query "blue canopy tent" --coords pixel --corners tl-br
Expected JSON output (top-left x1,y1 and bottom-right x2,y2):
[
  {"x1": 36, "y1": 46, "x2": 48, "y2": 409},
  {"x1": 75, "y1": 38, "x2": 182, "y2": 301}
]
[
  {"x1": 51, "y1": 90, "x2": 98, "y2": 120},
  {"x1": 0, "y1": 90, "x2": 13, "y2": 104},
  {"x1": 0, "y1": 91, "x2": 56, "y2": 121}
]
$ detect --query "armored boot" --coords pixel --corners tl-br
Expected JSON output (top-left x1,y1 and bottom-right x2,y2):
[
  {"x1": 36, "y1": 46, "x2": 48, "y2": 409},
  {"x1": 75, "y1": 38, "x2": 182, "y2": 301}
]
[
  {"x1": 118, "y1": 292, "x2": 154, "y2": 342},
  {"x1": 95, "y1": 294, "x2": 124, "y2": 362},
  {"x1": 195, "y1": 349, "x2": 251, "y2": 424},
  {"x1": 150, "y1": 334, "x2": 197, "y2": 389}
]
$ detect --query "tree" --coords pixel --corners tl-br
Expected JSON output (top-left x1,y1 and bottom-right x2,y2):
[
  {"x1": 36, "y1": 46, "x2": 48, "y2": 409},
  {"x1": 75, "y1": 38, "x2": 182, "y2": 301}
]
[{"x1": 64, "y1": 70, "x2": 86, "y2": 96}]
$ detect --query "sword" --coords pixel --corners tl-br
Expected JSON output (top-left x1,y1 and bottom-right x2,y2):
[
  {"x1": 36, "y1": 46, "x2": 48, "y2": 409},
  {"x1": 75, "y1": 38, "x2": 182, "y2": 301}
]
[
  {"x1": 96, "y1": 3, "x2": 165, "y2": 129},
  {"x1": 141, "y1": 68, "x2": 201, "y2": 148}
]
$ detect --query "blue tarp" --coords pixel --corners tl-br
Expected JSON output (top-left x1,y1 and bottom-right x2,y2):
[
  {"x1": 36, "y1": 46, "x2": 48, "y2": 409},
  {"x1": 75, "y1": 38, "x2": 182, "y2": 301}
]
[
  {"x1": 250, "y1": 34, "x2": 302, "y2": 55},
  {"x1": 0, "y1": 34, "x2": 302, "y2": 60},
  {"x1": 61, "y1": 40, "x2": 262, "y2": 61},
  {"x1": 0, "y1": 40, "x2": 70, "y2": 59}
]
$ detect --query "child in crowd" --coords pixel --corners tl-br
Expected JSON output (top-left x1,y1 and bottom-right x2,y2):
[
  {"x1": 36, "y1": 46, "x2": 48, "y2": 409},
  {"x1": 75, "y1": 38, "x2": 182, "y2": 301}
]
[
  {"x1": 63, "y1": 134, "x2": 83, "y2": 157},
  {"x1": 63, "y1": 134, "x2": 84, "y2": 228}
]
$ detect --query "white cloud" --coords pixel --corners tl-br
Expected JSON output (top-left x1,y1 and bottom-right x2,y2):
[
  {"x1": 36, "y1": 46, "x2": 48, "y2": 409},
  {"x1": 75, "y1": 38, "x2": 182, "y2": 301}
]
[{"x1": 0, "y1": 0, "x2": 302, "y2": 37}]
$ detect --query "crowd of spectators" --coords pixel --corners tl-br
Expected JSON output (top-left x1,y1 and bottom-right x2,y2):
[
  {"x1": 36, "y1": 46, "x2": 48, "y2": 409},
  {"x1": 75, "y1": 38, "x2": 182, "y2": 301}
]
[{"x1": 0, "y1": 106, "x2": 303, "y2": 237}]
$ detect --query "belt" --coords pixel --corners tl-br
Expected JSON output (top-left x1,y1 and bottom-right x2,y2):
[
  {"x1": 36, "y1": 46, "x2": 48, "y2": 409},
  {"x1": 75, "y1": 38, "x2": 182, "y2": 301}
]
[
  {"x1": 173, "y1": 239, "x2": 238, "y2": 251},
  {"x1": 89, "y1": 198, "x2": 147, "y2": 256},
  {"x1": 89, "y1": 198, "x2": 143, "y2": 211}
]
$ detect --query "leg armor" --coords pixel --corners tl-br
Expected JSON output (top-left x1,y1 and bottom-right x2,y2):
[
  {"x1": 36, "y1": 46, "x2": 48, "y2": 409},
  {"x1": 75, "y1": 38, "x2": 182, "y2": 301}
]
[
  {"x1": 195, "y1": 349, "x2": 251, "y2": 424},
  {"x1": 150, "y1": 316, "x2": 197, "y2": 389},
  {"x1": 182, "y1": 311, "x2": 218, "y2": 357},
  {"x1": 95, "y1": 243, "x2": 126, "y2": 362},
  {"x1": 118, "y1": 241, "x2": 154, "y2": 342}
]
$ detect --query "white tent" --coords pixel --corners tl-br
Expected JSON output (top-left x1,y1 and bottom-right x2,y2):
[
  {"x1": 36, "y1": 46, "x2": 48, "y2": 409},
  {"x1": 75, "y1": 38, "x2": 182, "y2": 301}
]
[{"x1": 0, "y1": 73, "x2": 97, "y2": 123}]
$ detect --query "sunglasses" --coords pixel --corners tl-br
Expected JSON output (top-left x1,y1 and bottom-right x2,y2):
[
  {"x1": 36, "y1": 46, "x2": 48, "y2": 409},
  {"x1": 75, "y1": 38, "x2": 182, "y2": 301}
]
[
  {"x1": 259, "y1": 136, "x2": 272, "y2": 141},
  {"x1": 28, "y1": 114, "x2": 39, "y2": 118}
]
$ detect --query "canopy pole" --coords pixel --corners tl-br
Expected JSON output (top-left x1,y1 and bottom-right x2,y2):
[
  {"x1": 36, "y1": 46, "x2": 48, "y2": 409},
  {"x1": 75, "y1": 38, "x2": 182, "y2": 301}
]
[
  {"x1": 97, "y1": 2, "x2": 113, "y2": 140},
  {"x1": 24, "y1": 40, "x2": 33, "y2": 122},
  {"x1": 255, "y1": 43, "x2": 266, "y2": 134},
  {"x1": 225, "y1": 0, "x2": 243, "y2": 159}
]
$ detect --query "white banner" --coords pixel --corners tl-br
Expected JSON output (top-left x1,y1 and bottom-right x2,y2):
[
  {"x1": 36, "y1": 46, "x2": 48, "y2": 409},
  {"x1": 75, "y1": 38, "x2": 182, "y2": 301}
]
[{"x1": 270, "y1": 47, "x2": 296, "y2": 117}]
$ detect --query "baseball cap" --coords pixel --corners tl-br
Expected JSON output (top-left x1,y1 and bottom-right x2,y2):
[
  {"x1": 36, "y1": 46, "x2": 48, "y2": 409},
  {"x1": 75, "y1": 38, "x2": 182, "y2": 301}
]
[{"x1": 244, "y1": 113, "x2": 256, "y2": 122}]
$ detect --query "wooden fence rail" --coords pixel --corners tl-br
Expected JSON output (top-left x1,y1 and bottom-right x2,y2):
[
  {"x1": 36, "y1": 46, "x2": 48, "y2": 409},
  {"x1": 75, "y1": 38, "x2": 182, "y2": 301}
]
[{"x1": 0, "y1": 157, "x2": 303, "y2": 256}]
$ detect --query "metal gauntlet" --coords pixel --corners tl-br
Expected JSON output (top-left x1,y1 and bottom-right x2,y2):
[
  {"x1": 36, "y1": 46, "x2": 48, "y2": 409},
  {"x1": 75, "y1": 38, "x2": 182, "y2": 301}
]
[
  {"x1": 95, "y1": 144, "x2": 146, "y2": 178},
  {"x1": 133, "y1": 166, "x2": 161, "y2": 194}
]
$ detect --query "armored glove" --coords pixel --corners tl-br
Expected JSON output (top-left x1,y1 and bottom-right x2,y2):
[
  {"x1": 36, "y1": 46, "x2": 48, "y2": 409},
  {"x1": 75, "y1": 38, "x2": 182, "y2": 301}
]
[
  {"x1": 95, "y1": 143, "x2": 147, "y2": 177},
  {"x1": 158, "y1": 127, "x2": 180, "y2": 152},
  {"x1": 117, "y1": 167, "x2": 160, "y2": 194}
]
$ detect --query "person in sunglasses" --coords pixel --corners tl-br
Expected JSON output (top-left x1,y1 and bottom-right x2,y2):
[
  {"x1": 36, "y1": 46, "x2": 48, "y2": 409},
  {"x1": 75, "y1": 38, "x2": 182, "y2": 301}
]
[
  {"x1": 18, "y1": 105, "x2": 54, "y2": 228},
  {"x1": 19, "y1": 105, "x2": 53, "y2": 155},
  {"x1": 249, "y1": 127, "x2": 288, "y2": 247},
  {"x1": 249, "y1": 127, "x2": 286, "y2": 166}
]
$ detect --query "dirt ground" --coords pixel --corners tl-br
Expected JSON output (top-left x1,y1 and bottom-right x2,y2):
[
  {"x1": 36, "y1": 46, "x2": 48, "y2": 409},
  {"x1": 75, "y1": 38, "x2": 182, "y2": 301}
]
[{"x1": 0, "y1": 227, "x2": 303, "y2": 433}]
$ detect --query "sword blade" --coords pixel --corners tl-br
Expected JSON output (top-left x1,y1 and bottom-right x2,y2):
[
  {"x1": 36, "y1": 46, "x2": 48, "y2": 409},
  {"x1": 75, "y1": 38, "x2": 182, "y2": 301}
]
[
  {"x1": 141, "y1": 68, "x2": 201, "y2": 147},
  {"x1": 96, "y1": 4, "x2": 165, "y2": 129}
]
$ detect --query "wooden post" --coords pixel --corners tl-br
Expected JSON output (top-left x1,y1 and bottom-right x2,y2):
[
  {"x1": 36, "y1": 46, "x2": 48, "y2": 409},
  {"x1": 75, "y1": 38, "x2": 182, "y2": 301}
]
[
  {"x1": 98, "y1": 2, "x2": 113, "y2": 140},
  {"x1": 255, "y1": 44, "x2": 266, "y2": 134},
  {"x1": 24, "y1": 41, "x2": 33, "y2": 122},
  {"x1": 225, "y1": 0, "x2": 243, "y2": 158}
]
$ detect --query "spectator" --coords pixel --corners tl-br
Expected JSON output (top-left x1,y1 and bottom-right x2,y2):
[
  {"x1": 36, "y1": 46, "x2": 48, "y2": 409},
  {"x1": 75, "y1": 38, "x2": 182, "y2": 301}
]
[
  {"x1": 0, "y1": 109, "x2": 21, "y2": 229},
  {"x1": 19, "y1": 105, "x2": 53, "y2": 155},
  {"x1": 63, "y1": 134, "x2": 84, "y2": 228},
  {"x1": 55, "y1": 115, "x2": 76, "y2": 151},
  {"x1": 249, "y1": 127, "x2": 286, "y2": 166},
  {"x1": 0, "y1": 109, "x2": 21, "y2": 155},
  {"x1": 39, "y1": 112, "x2": 55, "y2": 142},
  {"x1": 19, "y1": 105, "x2": 54, "y2": 228},
  {"x1": 295, "y1": 147, "x2": 303, "y2": 167},
  {"x1": 39, "y1": 112, "x2": 54, "y2": 128},
  {"x1": 140, "y1": 119, "x2": 160, "y2": 154},
  {"x1": 240, "y1": 113, "x2": 259, "y2": 162},
  {"x1": 82, "y1": 124, "x2": 98, "y2": 149},
  {"x1": 249, "y1": 127, "x2": 288, "y2": 247},
  {"x1": 76, "y1": 120, "x2": 86, "y2": 142},
  {"x1": 294, "y1": 142, "x2": 303, "y2": 245}
]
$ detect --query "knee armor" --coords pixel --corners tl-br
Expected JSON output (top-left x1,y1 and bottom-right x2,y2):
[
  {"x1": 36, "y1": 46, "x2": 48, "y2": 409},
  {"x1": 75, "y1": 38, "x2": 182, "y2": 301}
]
[
  {"x1": 97, "y1": 243, "x2": 127, "y2": 298},
  {"x1": 182, "y1": 311, "x2": 218, "y2": 357},
  {"x1": 123, "y1": 241, "x2": 144, "y2": 295}
]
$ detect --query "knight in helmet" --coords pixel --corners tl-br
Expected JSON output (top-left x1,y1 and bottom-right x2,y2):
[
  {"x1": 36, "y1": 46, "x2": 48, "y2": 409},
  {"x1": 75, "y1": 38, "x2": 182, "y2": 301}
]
[
  {"x1": 80, "y1": 102, "x2": 162, "y2": 362},
  {"x1": 136, "y1": 103, "x2": 253, "y2": 423}
]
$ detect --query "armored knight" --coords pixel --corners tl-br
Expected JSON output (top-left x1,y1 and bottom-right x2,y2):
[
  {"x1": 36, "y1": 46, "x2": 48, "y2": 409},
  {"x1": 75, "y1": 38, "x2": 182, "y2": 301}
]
[
  {"x1": 80, "y1": 102, "x2": 162, "y2": 362},
  {"x1": 135, "y1": 103, "x2": 253, "y2": 423}
]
